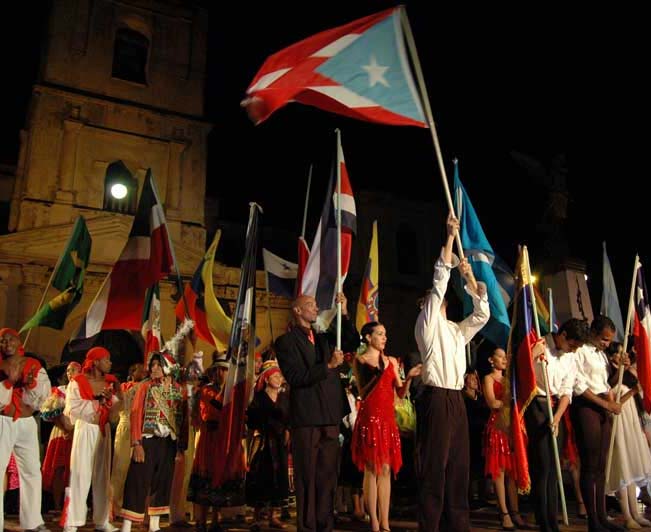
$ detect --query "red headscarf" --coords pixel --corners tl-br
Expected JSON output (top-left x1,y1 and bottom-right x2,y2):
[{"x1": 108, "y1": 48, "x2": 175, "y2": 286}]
[
  {"x1": 82, "y1": 347, "x2": 110, "y2": 373},
  {"x1": 0, "y1": 328, "x2": 25, "y2": 357}
]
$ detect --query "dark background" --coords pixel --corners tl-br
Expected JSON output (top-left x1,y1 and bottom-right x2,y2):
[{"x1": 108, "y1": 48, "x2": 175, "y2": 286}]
[{"x1": 1, "y1": 2, "x2": 647, "y2": 313}]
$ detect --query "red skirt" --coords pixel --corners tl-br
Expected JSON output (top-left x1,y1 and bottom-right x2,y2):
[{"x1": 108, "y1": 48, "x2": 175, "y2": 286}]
[
  {"x1": 41, "y1": 430, "x2": 73, "y2": 491},
  {"x1": 483, "y1": 413, "x2": 515, "y2": 479}
]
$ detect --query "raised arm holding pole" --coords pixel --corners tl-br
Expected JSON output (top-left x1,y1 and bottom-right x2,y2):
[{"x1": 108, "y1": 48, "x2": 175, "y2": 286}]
[{"x1": 399, "y1": 6, "x2": 477, "y2": 293}]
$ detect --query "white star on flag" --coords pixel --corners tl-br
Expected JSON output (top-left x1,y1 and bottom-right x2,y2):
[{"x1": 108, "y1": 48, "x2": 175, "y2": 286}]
[{"x1": 362, "y1": 55, "x2": 390, "y2": 88}]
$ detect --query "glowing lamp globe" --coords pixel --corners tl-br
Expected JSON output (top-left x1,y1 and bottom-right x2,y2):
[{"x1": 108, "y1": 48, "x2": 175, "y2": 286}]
[{"x1": 111, "y1": 183, "x2": 128, "y2": 199}]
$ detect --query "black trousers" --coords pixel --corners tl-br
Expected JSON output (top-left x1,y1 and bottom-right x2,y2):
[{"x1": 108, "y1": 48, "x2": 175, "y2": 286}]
[
  {"x1": 525, "y1": 396, "x2": 564, "y2": 532},
  {"x1": 121, "y1": 436, "x2": 177, "y2": 522},
  {"x1": 291, "y1": 425, "x2": 340, "y2": 532},
  {"x1": 416, "y1": 387, "x2": 470, "y2": 532},
  {"x1": 570, "y1": 396, "x2": 613, "y2": 529}
]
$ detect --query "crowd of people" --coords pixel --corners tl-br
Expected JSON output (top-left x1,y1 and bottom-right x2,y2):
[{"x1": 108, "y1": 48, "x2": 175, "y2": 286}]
[{"x1": 2, "y1": 213, "x2": 651, "y2": 532}]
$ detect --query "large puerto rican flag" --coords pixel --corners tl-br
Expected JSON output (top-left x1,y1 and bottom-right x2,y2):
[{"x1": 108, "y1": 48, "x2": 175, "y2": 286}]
[
  {"x1": 301, "y1": 137, "x2": 356, "y2": 330},
  {"x1": 242, "y1": 7, "x2": 426, "y2": 128},
  {"x1": 74, "y1": 170, "x2": 173, "y2": 339},
  {"x1": 634, "y1": 260, "x2": 651, "y2": 413}
]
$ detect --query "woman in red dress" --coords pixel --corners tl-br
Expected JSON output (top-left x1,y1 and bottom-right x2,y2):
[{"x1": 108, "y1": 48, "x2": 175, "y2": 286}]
[
  {"x1": 482, "y1": 346, "x2": 524, "y2": 530},
  {"x1": 352, "y1": 322, "x2": 421, "y2": 532}
]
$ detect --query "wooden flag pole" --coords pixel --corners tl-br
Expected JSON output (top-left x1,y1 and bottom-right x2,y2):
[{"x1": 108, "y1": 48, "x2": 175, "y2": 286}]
[
  {"x1": 605, "y1": 254, "x2": 638, "y2": 485},
  {"x1": 23, "y1": 216, "x2": 85, "y2": 349},
  {"x1": 524, "y1": 246, "x2": 568, "y2": 526},
  {"x1": 301, "y1": 164, "x2": 313, "y2": 240},
  {"x1": 399, "y1": 7, "x2": 477, "y2": 293}
]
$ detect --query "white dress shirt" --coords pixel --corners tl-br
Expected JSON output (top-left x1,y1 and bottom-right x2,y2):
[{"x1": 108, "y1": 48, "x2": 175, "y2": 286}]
[
  {"x1": 414, "y1": 251, "x2": 490, "y2": 390},
  {"x1": 534, "y1": 334, "x2": 577, "y2": 401},
  {"x1": 573, "y1": 343, "x2": 611, "y2": 396}
]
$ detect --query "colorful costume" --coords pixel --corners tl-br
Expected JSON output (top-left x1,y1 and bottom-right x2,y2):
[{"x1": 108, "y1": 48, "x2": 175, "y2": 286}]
[
  {"x1": 41, "y1": 385, "x2": 73, "y2": 492},
  {"x1": 351, "y1": 361, "x2": 402, "y2": 475},
  {"x1": 482, "y1": 379, "x2": 514, "y2": 479},
  {"x1": 120, "y1": 376, "x2": 188, "y2": 523}
]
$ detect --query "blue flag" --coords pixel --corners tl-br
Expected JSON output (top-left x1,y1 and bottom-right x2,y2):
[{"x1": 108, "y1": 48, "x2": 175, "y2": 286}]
[
  {"x1": 453, "y1": 161, "x2": 512, "y2": 348},
  {"x1": 601, "y1": 241, "x2": 625, "y2": 341}
]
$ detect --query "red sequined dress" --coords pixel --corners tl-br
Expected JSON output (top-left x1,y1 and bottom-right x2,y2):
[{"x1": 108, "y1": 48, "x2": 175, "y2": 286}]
[
  {"x1": 351, "y1": 361, "x2": 402, "y2": 475},
  {"x1": 483, "y1": 379, "x2": 515, "y2": 479}
]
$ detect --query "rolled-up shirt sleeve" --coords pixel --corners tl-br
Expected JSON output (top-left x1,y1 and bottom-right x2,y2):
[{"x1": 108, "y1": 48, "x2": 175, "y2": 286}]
[
  {"x1": 65, "y1": 380, "x2": 99, "y2": 424},
  {"x1": 557, "y1": 357, "x2": 577, "y2": 402},
  {"x1": 458, "y1": 281, "x2": 490, "y2": 344}
]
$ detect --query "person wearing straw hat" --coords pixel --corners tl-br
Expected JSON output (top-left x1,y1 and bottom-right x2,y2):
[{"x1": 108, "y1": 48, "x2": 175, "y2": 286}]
[
  {"x1": 246, "y1": 359, "x2": 290, "y2": 531},
  {"x1": 0, "y1": 327, "x2": 52, "y2": 532}
]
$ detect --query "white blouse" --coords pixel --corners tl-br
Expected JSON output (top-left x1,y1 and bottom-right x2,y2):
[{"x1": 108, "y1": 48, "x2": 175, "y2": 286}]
[{"x1": 573, "y1": 343, "x2": 610, "y2": 396}]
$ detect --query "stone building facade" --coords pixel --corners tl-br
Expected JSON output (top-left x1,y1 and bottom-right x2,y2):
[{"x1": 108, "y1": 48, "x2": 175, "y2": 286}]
[{"x1": 0, "y1": 1, "x2": 290, "y2": 368}]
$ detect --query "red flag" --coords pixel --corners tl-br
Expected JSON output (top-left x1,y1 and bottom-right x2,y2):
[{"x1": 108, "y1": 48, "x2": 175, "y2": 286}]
[
  {"x1": 74, "y1": 170, "x2": 173, "y2": 339},
  {"x1": 505, "y1": 246, "x2": 539, "y2": 492},
  {"x1": 633, "y1": 262, "x2": 651, "y2": 413},
  {"x1": 242, "y1": 8, "x2": 426, "y2": 127}
]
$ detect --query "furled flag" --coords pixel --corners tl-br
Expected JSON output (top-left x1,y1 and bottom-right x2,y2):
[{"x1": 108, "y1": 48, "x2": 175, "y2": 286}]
[
  {"x1": 633, "y1": 260, "x2": 651, "y2": 413},
  {"x1": 601, "y1": 242, "x2": 625, "y2": 342},
  {"x1": 74, "y1": 170, "x2": 173, "y2": 339},
  {"x1": 356, "y1": 220, "x2": 379, "y2": 332},
  {"x1": 296, "y1": 236, "x2": 310, "y2": 297},
  {"x1": 21, "y1": 216, "x2": 92, "y2": 332},
  {"x1": 504, "y1": 245, "x2": 540, "y2": 492},
  {"x1": 301, "y1": 138, "x2": 356, "y2": 330},
  {"x1": 213, "y1": 203, "x2": 261, "y2": 486},
  {"x1": 141, "y1": 283, "x2": 162, "y2": 359},
  {"x1": 453, "y1": 163, "x2": 511, "y2": 348},
  {"x1": 175, "y1": 230, "x2": 232, "y2": 352},
  {"x1": 242, "y1": 7, "x2": 426, "y2": 128},
  {"x1": 263, "y1": 248, "x2": 298, "y2": 299}
]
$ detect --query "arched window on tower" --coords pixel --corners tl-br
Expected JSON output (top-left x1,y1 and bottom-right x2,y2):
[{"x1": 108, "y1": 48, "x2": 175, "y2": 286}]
[
  {"x1": 103, "y1": 161, "x2": 138, "y2": 215},
  {"x1": 396, "y1": 223, "x2": 420, "y2": 275},
  {"x1": 112, "y1": 27, "x2": 149, "y2": 84}
]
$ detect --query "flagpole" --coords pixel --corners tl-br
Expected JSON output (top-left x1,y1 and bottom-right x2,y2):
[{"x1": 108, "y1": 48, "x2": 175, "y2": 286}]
[
  {"x1": 335, "y1": 129, "x2": 342, "y2": 350},
  {"x1": 548, "y1": 288, "x2": 554, "y2": 331},
  {"x1": 524, "y1": 246, "x2": 568, "y2": 526},
  {"x1": 149, "y1": 173, "x2": 190, "y2": 320},
  {"x1": 23, "y1": 216, "x2": 84, "y2": 349},
  {"x1": 301, "y1": 164, "x2": 313, "y2": 239},
  {"x1": 264, "y1": 269, "x2": 275, "y2": 343},
  {"x1": 605, "y1": 254, "x2": 638, "y2": 485},
  {"x1": 399, "y1": 7, "x2": 477, "y2": 293}
]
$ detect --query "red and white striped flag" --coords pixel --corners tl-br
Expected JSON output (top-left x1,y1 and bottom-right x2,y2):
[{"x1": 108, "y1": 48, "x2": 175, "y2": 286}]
[
  {"x1": 74, "y1": 170, "x2": 173, "y2": 340},
  {"x1": 634, "y1": 262, "x2": 651, "y2": 413}
]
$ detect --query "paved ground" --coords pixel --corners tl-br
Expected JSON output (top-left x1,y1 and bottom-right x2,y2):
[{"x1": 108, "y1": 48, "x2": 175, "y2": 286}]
[{"x1": 5, "y1": 501, "x2": 649, "y2": 532}]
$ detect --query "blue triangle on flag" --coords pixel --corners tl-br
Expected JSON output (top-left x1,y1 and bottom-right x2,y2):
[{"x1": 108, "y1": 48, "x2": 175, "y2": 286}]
[{"x1": 316, "y1": 12, "x2": 425, "y2": 124}]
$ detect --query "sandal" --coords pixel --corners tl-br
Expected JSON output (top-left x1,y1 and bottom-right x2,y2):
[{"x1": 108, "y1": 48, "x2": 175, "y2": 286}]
[
  {"x1": 578, "y1": 501, "x2": 588, "y2": 519},
  {"x1": 499, "y1": 512, "x2": 516, "y2": 531}
]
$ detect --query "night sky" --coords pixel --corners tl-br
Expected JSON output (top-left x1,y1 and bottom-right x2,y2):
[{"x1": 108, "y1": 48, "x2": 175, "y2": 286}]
[{"x1": 2, "y1": 2, "x2": 647, "y2": 312}]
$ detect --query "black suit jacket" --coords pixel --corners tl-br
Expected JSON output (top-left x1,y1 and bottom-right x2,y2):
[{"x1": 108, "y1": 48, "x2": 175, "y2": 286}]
[{"x1": 275, "y1": 317, "x2": 359, "y2": 428}]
